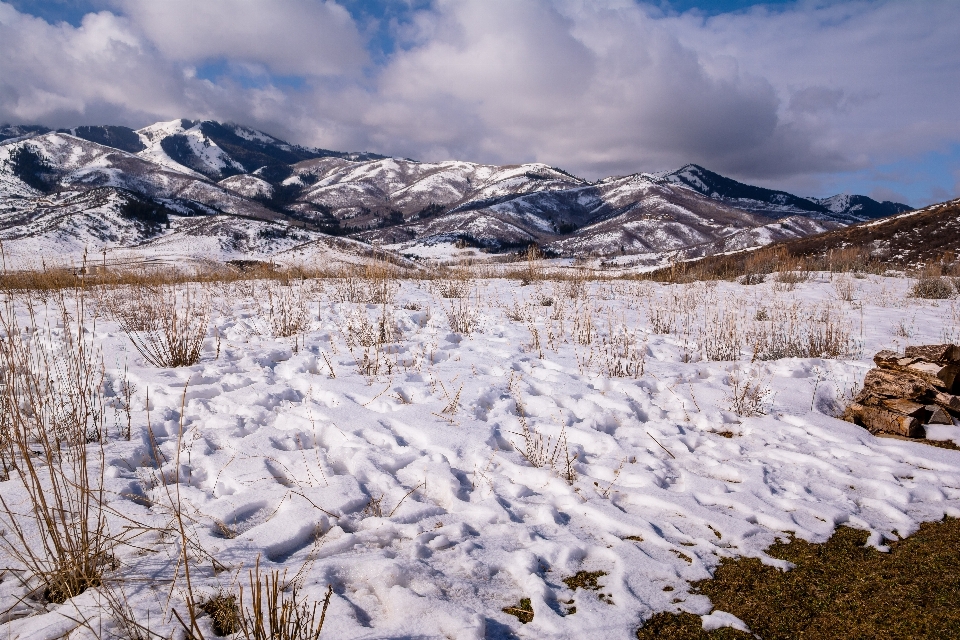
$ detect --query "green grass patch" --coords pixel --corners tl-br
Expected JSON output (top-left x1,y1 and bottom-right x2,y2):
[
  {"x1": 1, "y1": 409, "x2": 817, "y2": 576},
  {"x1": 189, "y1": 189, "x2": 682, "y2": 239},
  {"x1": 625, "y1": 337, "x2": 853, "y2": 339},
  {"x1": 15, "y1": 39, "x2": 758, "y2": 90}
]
[{"x1": 637, "y1": 517, "x2": 960, "y2": 639}]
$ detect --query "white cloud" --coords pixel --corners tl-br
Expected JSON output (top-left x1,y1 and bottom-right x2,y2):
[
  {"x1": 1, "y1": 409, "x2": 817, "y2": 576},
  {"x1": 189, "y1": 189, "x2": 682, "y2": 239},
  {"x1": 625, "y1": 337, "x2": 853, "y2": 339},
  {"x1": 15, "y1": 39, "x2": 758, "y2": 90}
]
[
  {"x1": 118, "y1": 0, "x2": 367, "y2": 77},
  {"x1": 0, "y1": 0, "x2": 957, "y2": 199}
]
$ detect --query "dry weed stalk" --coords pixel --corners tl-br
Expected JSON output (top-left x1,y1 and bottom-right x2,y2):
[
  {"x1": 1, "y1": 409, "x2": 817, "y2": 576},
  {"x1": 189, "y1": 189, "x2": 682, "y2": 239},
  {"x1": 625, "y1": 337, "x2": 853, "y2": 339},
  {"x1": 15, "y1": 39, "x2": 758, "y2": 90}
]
[
  {"x1": 265, "y1": 282, "x2": 309, "y2": 338},
  {"x1": 598, "y1": 316, "x2": 645, "y2": 377},
  {"x1": 509, "y1": 387, "x2": 577, "y2": 484},
  {"x1": 445, "y1": 293, "x2": 480, "y2": 335},
  {"x1": 700, "y1": 307, "x2": 743, "y2": 361},
  {"x1": 239, "y1": 559, "x2": 333, "y2": 640},
  {"x1": 331, "y1": 261, "x2": 398, "y2": 304},
  {"x1": 749, "y1": 302, "x2": 855, "y2": 361},
  {"x1": 0, "y1": 288, "x2": 112, "y2": 604},
  {"x1": 340, "y1": 305, "x2": 397, "y2": 376}
]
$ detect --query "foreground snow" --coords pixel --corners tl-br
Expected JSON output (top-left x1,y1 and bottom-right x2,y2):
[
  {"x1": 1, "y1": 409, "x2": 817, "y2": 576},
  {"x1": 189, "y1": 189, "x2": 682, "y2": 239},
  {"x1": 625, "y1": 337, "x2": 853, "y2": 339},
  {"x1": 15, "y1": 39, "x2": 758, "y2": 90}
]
[{"x1": 2, "y1": 274, "x2": 960, "y2": 639}]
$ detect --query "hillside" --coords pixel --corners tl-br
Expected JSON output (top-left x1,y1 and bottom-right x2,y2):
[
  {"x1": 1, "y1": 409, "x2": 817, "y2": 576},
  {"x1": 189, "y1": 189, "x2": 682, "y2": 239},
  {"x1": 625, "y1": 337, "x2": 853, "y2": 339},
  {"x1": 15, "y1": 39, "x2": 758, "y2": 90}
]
[{"x1": 0, "y1": 119, "x2": 914, "y2": 266}]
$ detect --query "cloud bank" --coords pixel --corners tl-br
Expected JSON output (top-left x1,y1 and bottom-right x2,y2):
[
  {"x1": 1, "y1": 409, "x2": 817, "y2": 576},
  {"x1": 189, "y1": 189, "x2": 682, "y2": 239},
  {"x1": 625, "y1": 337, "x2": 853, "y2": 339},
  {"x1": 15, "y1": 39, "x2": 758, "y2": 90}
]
[{"x1": 0, "y1": 0, "x2": 957, "y2": 202}]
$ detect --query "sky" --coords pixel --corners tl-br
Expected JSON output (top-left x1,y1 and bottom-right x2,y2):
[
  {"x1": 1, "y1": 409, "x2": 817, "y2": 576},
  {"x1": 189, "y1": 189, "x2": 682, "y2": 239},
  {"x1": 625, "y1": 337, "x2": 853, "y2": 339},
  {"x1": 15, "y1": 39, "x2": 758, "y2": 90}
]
[{"x1": 1, "y1": 1, "x2": 958, "y2": 207}]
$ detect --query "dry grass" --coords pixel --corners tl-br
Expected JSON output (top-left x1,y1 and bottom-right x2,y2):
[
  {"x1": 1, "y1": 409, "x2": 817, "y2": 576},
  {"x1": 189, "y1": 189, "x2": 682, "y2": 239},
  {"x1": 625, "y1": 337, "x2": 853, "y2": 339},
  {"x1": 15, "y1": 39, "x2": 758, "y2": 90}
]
[
  {"x1": 0, "y1": 288, "x2": 112, "y2": 604},
  {"x1": 637, "y1": 518, "x2": 960, "y2": 639},
  {"x1": 263, "y1": 281, "x2": 310, "y2": 338},
  {"x1": 339, "y1": 304, "x2": 397, "y2": 376},
  {"x1": 911, "y1": 276, "x2": 954, "y2": 299},
  {"x1": 509, "y1": 386, "x2": 577, "y2": 484},
  {"x1": 202, "y1": 591, "x2": 242, "y2": 636},
  {"x1": 238, "y1": 559, "x2": 333, "y2": 640},
  {"x1": 445, "y1": 294, "x2": 481, "y2": 335}
]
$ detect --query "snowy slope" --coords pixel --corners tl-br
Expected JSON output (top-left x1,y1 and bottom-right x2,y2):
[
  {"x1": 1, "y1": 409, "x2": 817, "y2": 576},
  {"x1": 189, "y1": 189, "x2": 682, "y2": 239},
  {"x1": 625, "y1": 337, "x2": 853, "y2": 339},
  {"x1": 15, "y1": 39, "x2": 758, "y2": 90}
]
[{"x1": 1, "y1": 276, "x2": 958, "y2": 639}]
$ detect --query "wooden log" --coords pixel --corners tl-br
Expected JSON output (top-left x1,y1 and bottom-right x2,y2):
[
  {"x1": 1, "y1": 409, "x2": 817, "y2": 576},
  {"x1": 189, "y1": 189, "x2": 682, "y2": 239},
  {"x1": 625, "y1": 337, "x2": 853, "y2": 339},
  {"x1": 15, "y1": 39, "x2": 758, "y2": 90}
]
[
  {"x1": 843, "y1": 402, "x2": 922, "y2": 437},
  {"x1": 926, "y1": 404, "x2": 953, "y2": 425},
  {"x1": 856, "y1": 368, "x2": 937, "y2": 404},
  {"x1": 881, "y1": 398, "x2": 931, "y2": 421},
  {"x1": 935, "y1": 392, "x2": 960, "y2": 414},
  {"x1": 904, "y1": 344, "x2": 960, "y2": 364},
  {"x1": 871, "y1": 353, "x2": 959, "y2": 391}
]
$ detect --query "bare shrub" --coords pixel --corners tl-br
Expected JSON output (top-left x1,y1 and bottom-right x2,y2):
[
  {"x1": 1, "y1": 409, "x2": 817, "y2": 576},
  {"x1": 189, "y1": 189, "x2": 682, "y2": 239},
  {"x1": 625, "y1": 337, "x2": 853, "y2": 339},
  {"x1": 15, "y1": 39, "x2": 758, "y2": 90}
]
[
  {"x1": 726, "y1": 368, "x2": 773, "y2": 417},
  {"x1": 0, "y1": 290, "x2": 112, "y2": 604},
  {"x1": 109, "y1": 283, "x2": 210, "y2": 367},
  {"x1": 911, "y1": 277, "x2": 954, "y2": 299}
]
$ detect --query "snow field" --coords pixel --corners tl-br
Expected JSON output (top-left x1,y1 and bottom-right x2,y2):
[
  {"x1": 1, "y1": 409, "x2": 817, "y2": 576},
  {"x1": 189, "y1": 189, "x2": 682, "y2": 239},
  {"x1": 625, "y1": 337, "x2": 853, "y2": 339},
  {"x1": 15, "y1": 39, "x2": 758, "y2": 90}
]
[{"x1": 2, "y1": 273, "x2": 960, "y2": 639}]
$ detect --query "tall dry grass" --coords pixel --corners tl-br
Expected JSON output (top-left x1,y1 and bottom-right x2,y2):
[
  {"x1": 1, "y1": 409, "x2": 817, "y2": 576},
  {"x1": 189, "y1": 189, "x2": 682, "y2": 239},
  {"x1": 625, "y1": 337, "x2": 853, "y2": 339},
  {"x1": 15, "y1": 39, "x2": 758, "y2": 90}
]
[
  {"x1": 0, "y1": 288, "x2": 112, "y2": 604},
  {"x1": 238, "y1": 560, "x2": 333, "y2": 640}
]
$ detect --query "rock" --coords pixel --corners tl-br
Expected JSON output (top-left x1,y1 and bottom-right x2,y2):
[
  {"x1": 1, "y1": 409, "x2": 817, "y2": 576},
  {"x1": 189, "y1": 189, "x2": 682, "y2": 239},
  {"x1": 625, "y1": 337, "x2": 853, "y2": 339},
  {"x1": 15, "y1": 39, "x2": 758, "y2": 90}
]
[
  {"x1": 904, "y1": 344, "x2": 960, "y2": 364},
  {"x1": 843, "y1": 402, "x2": 923, "y2": 437}
]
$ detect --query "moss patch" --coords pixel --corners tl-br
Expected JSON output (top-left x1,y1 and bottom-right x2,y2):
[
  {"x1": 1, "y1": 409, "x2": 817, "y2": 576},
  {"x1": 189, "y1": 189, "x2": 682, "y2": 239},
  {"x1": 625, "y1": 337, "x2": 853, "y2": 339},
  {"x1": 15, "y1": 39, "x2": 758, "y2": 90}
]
[
  {"x1": 503, "y1": 597, "x2": 534, "y2": 624},
  {"x1": 562, "y1": 570, "x2": 607, "y2": 591},
  {"x1": 637, "y1": 517, "x2": 960, "y2": 639}
]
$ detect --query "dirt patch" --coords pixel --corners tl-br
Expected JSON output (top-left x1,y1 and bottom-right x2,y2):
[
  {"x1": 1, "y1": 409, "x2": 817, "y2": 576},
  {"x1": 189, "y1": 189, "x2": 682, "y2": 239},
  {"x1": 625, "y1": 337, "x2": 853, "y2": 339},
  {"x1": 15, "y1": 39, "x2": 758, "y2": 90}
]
[{"x1": 637, "y1": 517, "x2": 960, "y2": 639}]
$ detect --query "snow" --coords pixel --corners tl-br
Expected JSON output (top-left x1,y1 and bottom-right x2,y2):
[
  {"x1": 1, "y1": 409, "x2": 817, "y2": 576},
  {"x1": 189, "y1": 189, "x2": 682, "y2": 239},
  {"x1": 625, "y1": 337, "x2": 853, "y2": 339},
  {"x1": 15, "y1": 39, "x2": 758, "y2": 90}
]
[{"x1": 1, "y1": 274, "x2": 959, "y2": 639}]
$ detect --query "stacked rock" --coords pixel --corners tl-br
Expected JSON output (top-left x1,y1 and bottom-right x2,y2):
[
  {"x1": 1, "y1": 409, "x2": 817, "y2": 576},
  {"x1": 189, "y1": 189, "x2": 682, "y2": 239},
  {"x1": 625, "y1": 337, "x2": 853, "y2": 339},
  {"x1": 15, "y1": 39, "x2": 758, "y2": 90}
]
[{"x1": 843, "y1": 344, "x2": 960, "y2": 437}]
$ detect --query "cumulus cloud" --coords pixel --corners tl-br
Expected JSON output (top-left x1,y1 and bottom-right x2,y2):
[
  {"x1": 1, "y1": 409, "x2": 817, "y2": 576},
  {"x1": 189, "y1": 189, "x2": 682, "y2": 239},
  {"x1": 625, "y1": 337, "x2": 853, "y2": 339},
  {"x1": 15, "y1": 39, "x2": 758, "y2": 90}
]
[
  {"x1": 0, "y1": 0, "x2": 957, "y2": 200},
  {"x1": 118, "y1": 0, "x2": 367, "y2": 76}
]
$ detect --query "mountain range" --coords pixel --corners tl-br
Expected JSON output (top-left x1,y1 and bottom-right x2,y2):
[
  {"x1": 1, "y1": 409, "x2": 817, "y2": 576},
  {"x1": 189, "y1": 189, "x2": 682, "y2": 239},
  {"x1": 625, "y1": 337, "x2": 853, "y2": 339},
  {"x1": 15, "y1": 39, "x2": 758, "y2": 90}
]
[{"x1": 0, "y1": 119, "x2": 911, "y2": 266}]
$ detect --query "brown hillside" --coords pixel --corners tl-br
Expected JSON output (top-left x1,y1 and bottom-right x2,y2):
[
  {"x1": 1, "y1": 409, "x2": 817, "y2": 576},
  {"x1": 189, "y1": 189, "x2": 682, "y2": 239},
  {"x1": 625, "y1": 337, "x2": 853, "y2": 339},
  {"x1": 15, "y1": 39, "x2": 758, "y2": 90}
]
[{"x1": 647, "y1": 197, "x2": 960, "y2": 281}]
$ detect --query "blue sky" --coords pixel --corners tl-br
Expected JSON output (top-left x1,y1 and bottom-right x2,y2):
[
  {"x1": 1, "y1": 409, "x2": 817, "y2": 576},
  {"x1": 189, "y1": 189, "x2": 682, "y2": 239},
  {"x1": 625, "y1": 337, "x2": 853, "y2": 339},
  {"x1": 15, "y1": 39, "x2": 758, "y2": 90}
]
[{"x1": 2, "y1": 0, "x2": 958, "y2": 206}]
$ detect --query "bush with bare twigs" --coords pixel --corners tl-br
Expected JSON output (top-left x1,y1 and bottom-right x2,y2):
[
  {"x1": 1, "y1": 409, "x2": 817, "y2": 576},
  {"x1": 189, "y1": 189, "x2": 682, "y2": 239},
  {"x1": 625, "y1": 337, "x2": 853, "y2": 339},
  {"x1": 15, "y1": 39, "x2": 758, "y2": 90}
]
[
  {"x1": 107, "y1": 283, "x2": 211, "y2": 367},
  {"x1": 726, "y1": 368, "x2": 773, "y2": 417},
  {"x1": 911, "y1": 277, "x2": 954, "y2": 299}
]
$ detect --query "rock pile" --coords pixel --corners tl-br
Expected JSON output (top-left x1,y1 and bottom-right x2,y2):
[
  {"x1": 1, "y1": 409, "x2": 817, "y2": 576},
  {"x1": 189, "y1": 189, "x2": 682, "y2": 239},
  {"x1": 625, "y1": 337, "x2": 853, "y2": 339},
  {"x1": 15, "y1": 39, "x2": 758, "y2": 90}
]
[{"x1": 844, "y1": 344, "x2": 960, "y2": 437}]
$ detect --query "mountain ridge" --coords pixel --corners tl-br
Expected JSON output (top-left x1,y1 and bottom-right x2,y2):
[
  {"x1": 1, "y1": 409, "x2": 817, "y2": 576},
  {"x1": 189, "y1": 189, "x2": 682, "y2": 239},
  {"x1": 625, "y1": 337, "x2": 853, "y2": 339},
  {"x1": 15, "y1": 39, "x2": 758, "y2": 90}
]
[{"x1": 0, "y1": 119, "x2": 913, "y2": 265}]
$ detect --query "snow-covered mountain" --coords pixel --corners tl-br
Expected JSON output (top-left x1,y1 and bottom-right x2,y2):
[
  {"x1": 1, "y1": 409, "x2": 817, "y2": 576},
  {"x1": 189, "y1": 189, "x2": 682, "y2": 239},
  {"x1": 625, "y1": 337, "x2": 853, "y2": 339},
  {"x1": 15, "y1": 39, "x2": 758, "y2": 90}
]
[
  {"x1": 659, "y1": 164, "x2": 911, "y2": 225},
  {"x1": 0, "y1": 119, "x2": 913, "y2": 265}
]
